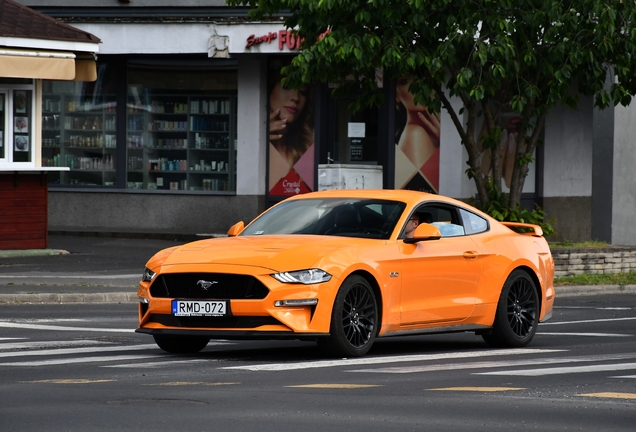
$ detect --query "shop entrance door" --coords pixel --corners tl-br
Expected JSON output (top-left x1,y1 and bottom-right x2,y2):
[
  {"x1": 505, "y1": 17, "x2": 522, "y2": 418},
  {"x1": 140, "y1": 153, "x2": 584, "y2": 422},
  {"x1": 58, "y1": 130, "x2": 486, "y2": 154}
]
[{"x1": 326, "y1": 98, "x2": 379, "y2": 165}]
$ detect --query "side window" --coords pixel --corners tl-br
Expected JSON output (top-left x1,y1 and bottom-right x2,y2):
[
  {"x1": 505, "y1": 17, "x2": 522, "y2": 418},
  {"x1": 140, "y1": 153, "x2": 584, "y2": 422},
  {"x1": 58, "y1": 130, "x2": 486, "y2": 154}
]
[
  {"x1": 460, "y1": 208, "x2": 489, "y2": 235},
  {"x1": 412, "y1": 205, "x2": 466, "y2": 237}
]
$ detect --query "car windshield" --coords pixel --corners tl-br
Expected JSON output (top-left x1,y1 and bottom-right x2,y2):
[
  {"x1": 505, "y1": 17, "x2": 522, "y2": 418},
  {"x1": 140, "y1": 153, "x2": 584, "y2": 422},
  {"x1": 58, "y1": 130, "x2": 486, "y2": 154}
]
[{"x1": 240, "y1": 198, "x2": 406, "y2": 239}]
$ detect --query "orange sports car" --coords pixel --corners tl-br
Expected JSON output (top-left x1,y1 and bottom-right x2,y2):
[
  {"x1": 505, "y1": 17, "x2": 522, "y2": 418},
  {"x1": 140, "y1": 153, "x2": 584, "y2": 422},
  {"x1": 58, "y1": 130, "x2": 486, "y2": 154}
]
[{"x1": 136, "y1": 189, "x2": 554, "y2": 357}]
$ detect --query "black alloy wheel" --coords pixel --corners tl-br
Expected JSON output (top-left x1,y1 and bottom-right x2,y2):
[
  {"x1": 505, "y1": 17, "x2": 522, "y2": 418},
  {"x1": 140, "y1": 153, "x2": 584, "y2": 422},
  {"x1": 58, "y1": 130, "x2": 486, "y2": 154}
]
[
  {"x1": 482, "y1": 269, "x2": 539, "y2": 348},
  {"x1": 319, "y1": 275, "x2": 378, "y2": 357}
]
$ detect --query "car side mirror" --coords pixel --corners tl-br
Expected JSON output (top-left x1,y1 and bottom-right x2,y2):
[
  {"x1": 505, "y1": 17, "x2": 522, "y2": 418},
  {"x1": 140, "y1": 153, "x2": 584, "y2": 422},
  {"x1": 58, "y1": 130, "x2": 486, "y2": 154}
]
[
  {"x1": 404, "y1": 223, "x2": 442, "y2": 244},
  {"x1": 227, "y1": 221, "x2": 245, "y2": 237}
]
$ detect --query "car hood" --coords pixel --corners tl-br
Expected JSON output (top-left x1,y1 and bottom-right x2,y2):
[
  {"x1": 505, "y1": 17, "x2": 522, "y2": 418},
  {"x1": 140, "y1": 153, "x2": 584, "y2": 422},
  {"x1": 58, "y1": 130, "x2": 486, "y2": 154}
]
[{"x1": 157, "y1": 235, "x2": 376, "y2": 272}]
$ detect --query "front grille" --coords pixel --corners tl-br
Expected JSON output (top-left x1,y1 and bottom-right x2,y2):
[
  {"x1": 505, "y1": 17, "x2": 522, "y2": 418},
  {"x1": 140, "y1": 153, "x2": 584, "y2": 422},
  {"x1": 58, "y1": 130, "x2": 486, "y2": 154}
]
[
  {"x1": 148, "y1": 314, "x2": 281, "y2": 329},
  {"x1": 150, "y1": 273, "x2": 269, "y2": 300}
]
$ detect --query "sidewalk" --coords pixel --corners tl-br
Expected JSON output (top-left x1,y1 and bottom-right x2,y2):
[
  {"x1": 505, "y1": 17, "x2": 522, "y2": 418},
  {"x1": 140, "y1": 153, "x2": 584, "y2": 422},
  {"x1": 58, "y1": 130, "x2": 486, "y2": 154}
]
[
  {"x1": 1, "y1": 234, "x2": 635, "y2": 304},
  {"x1": 0, "y1": 234, "x2": 190, "y2": 304}
]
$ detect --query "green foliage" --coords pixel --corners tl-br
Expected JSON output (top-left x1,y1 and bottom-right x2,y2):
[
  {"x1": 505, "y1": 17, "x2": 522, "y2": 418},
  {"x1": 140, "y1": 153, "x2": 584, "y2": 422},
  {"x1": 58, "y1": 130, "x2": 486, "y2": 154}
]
[
  {"x1": 554, "y1": 270, "x2": 636, "y2": 286},
  {"x1": 227, "y1": 0, "x2": 636, "y2": 214},
  {"x1": 471, "y1": 184, "x2": 557, "y2": 238},
  {"x1": 550, "y1": 240, "x2": 609, "y2": 249}
]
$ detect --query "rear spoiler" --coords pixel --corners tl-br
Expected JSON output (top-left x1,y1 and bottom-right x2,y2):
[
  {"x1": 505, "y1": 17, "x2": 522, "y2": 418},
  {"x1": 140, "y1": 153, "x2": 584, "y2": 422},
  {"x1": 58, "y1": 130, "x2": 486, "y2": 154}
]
[{"x1": 501, "y1": 222, "x2": 543, "y2": 237}]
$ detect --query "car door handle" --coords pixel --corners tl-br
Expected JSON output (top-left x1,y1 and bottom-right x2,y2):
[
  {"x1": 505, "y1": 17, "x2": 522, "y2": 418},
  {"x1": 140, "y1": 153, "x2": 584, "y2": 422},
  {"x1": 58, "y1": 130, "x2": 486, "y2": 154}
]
[{"x1": 463, "y1": 251, "x2": 479, "y2": 259}]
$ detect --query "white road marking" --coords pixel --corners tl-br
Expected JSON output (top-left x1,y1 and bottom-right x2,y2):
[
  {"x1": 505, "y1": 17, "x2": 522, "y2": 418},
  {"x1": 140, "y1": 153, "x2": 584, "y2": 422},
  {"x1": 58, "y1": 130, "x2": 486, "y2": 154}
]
[
  {"x1": 222, "y1": 348, "x2": 565, "y2": 372},
  {"x1": 537, "y1": 332, "x2": 631, "y2": 337},
  {"x1": 103, "y1": 359, "x2": 213, "y2": 368},
  {"x1": 0, "y1": 274, "x2": 139, "y2": 279},
  {"x1": 347, "y1": 353, "x2": 636, "y2": 374},
  {"x1": 611, "y1": 375, "x2": 636, "y2": 379},
  {"x1": 0, "y1": 340, "x2": 112, "y2": 351},
  {"x1": 476, "y1": 362, "x2": 636, "y2": 376},
  {"x1": 0, "y1": 321, "x2": 135, "y2": 333},
  {"x1": 0, "y1": 343, "x2": 157, "y2": 359},
  {"x1": 0, "y1": 337, "x2": 25, "y2": 341},
  {"x1": 556, "y1": 306, "x2": 633, "y2": 311},
  {"x1": 542, "y1": 317, "x2": 636, "y2": 326},
  {"x1": 0, "y1": 354, "x2": 156, "y2": 367}
]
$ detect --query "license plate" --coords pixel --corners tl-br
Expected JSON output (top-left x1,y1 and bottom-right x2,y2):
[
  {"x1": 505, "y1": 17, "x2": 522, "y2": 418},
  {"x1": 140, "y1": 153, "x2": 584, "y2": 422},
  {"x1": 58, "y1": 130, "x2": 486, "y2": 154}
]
[{"x1": 171, "y1": 300, "x2": 227, "y2": 317}]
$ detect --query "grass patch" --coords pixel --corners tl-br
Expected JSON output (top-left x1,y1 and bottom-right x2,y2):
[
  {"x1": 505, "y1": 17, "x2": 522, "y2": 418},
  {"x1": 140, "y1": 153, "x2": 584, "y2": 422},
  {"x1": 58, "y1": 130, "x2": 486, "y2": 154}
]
[
  {"x1": 555, "y1": 271, "x2": 636, "y2": 286},
  {"x1": 550, "y1": 240, "x2": 609, "y2": 249}
]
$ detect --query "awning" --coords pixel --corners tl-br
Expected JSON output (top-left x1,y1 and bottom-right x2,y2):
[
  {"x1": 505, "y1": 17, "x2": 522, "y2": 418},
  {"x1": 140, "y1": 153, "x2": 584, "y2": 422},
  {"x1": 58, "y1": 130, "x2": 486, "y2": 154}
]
[{"x1": 0, "y1": 48, "x2": 96, "y2": 81}]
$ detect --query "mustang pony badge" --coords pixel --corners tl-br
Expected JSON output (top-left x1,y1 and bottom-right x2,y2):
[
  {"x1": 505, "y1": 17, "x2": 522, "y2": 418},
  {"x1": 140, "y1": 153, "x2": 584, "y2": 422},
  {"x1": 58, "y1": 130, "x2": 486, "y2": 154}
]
[{"x1": 197, "y1": 280, "x2": 218, "y2": 290}]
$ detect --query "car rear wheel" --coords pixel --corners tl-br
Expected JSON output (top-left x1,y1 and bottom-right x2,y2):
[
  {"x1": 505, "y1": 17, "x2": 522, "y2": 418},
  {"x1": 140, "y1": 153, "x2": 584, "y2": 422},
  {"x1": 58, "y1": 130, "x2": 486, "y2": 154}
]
[
  {"x1": 153, "y1": 334, "x2": 210, "y2": 354},
  {"x1": 482, "y1": 269, "x2": 539, "y2": 348},
  {"x1": 319, "y1": 275, "x2": 378, "y2": 357}
]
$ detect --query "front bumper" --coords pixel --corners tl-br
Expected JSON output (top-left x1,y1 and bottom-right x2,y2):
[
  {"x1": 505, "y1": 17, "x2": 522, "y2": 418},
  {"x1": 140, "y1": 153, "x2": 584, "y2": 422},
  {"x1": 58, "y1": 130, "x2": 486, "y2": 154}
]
[{"x1": 137, "y1": 267, "x2": 340, "y2": 336}]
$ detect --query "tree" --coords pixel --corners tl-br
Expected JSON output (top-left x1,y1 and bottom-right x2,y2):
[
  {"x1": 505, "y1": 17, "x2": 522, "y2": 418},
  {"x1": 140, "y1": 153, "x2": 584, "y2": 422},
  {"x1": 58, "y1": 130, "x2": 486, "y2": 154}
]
[{"x1": 229, "y1": 0, "x2": 636, "y2": 226}]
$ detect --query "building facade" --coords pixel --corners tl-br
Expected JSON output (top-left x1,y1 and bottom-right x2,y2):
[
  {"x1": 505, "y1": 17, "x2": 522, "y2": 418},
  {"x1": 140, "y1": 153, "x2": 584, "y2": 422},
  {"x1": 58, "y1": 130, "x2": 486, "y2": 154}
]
[{"x1": 12, "y1": 0, "x2": 636, "y2": 245}]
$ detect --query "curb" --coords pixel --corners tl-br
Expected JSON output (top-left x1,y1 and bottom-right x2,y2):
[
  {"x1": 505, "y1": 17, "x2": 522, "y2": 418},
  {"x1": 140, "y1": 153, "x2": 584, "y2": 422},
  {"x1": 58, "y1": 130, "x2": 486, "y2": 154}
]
[
  {"x1": 0, "y1": 285, "x2": 634, "y2": 304},
  {"x1": 0, "y1": 249, "x2": 70, "y2": 258},
  {"x1": 0, "y1": 292, "x2": 137, "y2": 304},
  {"x1": 555, "y1": 284, "x2": 636, "y2": 297}
]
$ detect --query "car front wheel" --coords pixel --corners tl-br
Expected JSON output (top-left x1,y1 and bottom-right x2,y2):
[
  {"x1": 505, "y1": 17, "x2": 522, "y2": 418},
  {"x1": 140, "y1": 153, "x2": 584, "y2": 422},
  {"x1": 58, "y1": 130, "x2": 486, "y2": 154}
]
[
  {"x1": 153, "y1": 334, "x2": 210, "y2": 354},
  {"x1": 319, "y1": 275, "x2": 378, "y2": 357},
  {"x1": 482, "y1": 269, "x2": 539, "y2": 348}
]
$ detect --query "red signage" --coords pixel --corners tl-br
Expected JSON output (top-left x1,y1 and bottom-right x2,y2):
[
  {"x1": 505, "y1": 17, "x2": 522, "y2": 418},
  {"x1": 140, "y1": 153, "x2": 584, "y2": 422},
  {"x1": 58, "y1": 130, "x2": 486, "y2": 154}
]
[{"x1": 245, "y1": 30, "x2": 303, "y2": 50}]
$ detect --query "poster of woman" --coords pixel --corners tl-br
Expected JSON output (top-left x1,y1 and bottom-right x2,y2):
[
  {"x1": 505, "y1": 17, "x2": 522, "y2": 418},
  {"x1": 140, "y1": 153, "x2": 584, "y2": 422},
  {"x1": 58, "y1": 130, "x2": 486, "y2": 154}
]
[
  {"x1": 394, "y1": 77, "x2": 441, "y2": 193},
  {"x1": 267, "y1": 58, "x2": 315, "y2": 196}
]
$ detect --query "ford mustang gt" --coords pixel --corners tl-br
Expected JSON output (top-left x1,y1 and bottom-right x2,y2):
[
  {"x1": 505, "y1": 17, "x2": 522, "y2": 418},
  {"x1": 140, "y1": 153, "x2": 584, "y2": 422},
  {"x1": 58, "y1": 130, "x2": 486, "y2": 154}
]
[{"x1": 136, "y1": 189, "x2": 554, "y2": 357}]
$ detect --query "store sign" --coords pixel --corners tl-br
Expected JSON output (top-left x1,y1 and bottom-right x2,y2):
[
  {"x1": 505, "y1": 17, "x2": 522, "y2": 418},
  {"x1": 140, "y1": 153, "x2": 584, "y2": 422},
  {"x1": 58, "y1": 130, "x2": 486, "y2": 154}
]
[{"x1": 245, "y1": 30, "x2": 303, "y2": 51}]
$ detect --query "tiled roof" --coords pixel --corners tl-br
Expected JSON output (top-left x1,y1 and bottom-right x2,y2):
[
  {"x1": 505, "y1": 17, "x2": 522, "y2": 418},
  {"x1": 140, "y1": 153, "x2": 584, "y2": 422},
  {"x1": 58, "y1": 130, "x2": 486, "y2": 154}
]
[{"x1": 0, "y1": 0, "x2": 100, "y2": 44}]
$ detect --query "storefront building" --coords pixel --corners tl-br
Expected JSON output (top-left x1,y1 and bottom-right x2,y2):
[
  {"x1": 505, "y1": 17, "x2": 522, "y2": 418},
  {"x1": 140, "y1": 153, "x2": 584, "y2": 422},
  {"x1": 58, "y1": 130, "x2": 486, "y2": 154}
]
[
  {"x1": 14, "y1": 1, "x2": 636, "y2": 246},
  {"x1": 1, "y1": 0, "x2": 100, "y2": 249}
]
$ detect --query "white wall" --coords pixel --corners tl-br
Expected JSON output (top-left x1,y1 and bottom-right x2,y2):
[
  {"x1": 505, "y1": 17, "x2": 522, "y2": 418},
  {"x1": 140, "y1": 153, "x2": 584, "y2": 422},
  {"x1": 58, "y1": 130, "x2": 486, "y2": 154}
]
[
  {"x1": 72, "y1": 23, "x2": 213, "y2": 54},
  {"x1": 611, "y1": 102, "x2": 636, "y2": 245},
  {"x1": 236, "y1": 56, "x2": 267, "y2": 196},
  {"x1": 438, "y1": 93, "x2": 467, "y2": 198},
  {"x1": 543, "y1": 97, "x2": 594, "y2": 197}
]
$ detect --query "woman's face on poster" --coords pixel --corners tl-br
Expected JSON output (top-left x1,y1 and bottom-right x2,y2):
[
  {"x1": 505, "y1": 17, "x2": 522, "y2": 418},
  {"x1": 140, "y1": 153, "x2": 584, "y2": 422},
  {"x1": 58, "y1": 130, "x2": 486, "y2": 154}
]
[{"x1": 270, "y1": 81, "x2": 307, "y2": 124}]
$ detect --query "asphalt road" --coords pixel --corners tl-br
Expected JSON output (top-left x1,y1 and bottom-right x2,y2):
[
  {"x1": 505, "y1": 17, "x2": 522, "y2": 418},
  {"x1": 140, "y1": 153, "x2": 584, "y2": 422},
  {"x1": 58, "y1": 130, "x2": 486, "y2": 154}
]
[{"x1": 0, "y1": 294, "x2": 634, "y2": 431}]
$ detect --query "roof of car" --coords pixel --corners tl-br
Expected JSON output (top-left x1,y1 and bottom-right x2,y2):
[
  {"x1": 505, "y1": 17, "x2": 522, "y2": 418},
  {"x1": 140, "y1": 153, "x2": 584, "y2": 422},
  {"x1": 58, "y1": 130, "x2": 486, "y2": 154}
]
[{"x1": 287, "y1": 189, "x2": 460, "y2": 205}]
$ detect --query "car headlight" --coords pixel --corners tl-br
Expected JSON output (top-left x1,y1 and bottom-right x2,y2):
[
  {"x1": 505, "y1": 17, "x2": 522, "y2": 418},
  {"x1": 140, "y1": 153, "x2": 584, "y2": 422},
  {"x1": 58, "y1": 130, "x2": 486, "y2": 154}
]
[
  {"x1": 271, "y1": 269, "x2": 332, "y2": 284},
  {"x1": 141, "y1": 267, "x2": 157, "y2": 282}
]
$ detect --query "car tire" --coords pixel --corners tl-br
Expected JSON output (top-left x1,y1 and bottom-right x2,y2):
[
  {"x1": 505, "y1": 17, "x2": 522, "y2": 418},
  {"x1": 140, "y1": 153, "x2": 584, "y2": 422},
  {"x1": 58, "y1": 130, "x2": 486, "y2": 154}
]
[
  {"x1": 482, "y1": 269, "x2": 539, "y2": 348},
  {"x1": 319, "y1": 275, "x2": 378, "y2": 357},
  {"x1": 153, "y1": 334, "x2": 210, "y2": 354}
]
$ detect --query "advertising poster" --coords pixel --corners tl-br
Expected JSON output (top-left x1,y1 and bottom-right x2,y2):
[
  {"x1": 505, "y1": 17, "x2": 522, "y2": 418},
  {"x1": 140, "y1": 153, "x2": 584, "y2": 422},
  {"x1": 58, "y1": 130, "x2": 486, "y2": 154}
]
[
  {"x1": 394, "y1": 78, "x2": 440, "y2": 193},
  {"x1": 477, "y1": 108, "x2": 537, "y2": 194},
  {"x1": 267, "y1": 58, "x2": 315, "y2": 196}
]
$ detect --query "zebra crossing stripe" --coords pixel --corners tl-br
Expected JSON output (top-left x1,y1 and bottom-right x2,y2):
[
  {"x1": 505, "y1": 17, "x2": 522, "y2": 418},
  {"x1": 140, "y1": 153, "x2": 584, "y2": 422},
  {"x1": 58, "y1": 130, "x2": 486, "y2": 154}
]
[
  {"x1": 0, "y1": 340, "x2": 112, "y2": 351},
  {"x1": 347, "y1": 353, "x2": 636, "y2": 374},
  {"x1": 0, "y1": 321, "x2": 134, "y2": 333},
  {"x1": 0, "y1": 343, "x2": 157, "y2": 359},
  {"x1": 222, "y1": 348, "x2": 564, "y2": 371},
  {"x1": 476, "y1": 362, "x2": 636, "y2": 376},
  {"x1": 0, "y1": 354, "x2": 156, "y2": 367}
]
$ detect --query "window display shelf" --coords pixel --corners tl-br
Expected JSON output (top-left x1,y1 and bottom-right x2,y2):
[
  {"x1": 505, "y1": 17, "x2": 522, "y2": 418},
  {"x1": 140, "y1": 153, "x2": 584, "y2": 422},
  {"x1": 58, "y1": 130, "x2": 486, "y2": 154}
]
[
  {"x1": 125, "y1": 93, "x2": 236, "y2": 191},
  {"x1": 41, "y1": 93, "x2": 117, "y2": 187}
]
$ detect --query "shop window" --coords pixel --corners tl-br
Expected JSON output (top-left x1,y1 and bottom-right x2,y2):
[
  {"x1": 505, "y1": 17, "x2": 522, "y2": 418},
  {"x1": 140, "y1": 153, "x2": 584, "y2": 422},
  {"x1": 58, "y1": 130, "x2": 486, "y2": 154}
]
[
  {"x1": 42, "y1": 63, "x2": 117, "y2": 186},
  {"x1": 328, "y1": 99, "x2": 378, "y2": 165},
  {"x1": 0, "y1": 84, "x2": 35, "y2": 166},
  {"x1": 126, "y1": 63, "x2": 238, "y2": 192}
]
